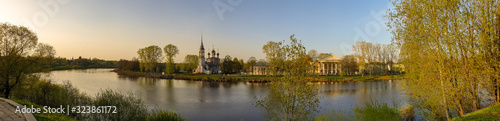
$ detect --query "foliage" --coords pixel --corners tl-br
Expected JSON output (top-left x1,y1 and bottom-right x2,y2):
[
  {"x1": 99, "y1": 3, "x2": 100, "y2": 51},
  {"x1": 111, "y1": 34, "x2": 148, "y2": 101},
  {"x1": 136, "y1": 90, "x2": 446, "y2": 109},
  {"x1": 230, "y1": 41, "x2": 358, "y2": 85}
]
[
  {"x1": 232, "y1": 57, "x2": 242, "y2": 73},
  {"x1": 243, "y1": 56, "x2": 257, "y2": 73},
  {"x1": 0, "y1": 23, "x2": 56, "y2": 98},
  {"x1": 352, "y1": 41, "x2": 398, "y2": 76},
  {"x1": 262, "y1": 40, "x2": 285, "y2": 75},
  {"x1": 388, "y1": 0, "x2": 500, "y2": 120},
  {"x1": 256, "y1": 77, "x2": 319, "y2": 121},
  {"x1": 147, "y1": 109, "x2": 186, "y2": 121},
  {"x1": 10, "y1": 74, "x2": 91, "y2": 119},
  {"x1": 353, "y1": 100, "x2": 401, "y2": 121},
  {"x1": 90, "y1": 89, "x2": 148, "y2": 121},
  {"x1": 52, "y1": 57, "x2": 117, "y2": 70},
  {"x1": 137, "y1": 45, "x2": 163, "y2": 73},
  {"x1": 314, "y1": 109, "x2": 351, "y2": 121},
  {"x1": 315, "y1": 100, "x2": 403, "y2": 121},
  {"x1": 221, "y1": 55, "x2": 233, "y2": 74},
  {"x1": 9, "y1": 73, "x2": 185, "y2": 121},
  {"x1": 257, "y1": 34, "x2": 319, "y2": 121},
  {"x1": 182, "y1": 55, "x2": 198, "y2": 73},
  {"x1": 117, "y1": 58, "x2": 140, "y2": 71},
  {"x1": 341, "y1": 54, "x2": 358, "y2": 75},
  {"x1": 399, "y1": 104, "x2": 414, "y2": 120},
  {"x1": 164, "y1": 44, "x2": 179, "y2": 74},
  {"x1": 221, "y1": 55, "x2": 244, "y2": 74},
  {"x1": 307, "y1": 49, "x2": 318, "y2": 59}
]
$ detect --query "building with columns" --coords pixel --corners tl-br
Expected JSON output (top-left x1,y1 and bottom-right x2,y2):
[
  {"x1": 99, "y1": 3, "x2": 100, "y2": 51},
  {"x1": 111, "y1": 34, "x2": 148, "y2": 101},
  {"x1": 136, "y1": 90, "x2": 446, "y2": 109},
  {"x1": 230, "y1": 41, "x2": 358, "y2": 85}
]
[
  {"x1": 312, "y1": 54, "x2": 342, "y2": 75},
  {"x1": 194, "y1": 36, "x2": 221, "y2": 74},
  {"x1": 248, "y1": 54, "x2": 343, "y2": 75}
]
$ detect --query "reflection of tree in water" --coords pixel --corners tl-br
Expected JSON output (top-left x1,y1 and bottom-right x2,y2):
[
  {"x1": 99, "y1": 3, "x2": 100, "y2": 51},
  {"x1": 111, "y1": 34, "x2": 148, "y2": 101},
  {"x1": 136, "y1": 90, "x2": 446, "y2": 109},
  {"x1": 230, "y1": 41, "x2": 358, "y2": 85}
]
[
  {"x1": 117, "y1": 75, "x2": 139, "y2": 81},
  {"x1": 137, "y1": 77, "x2": 157, "y2": 85},
  {"x1": 202, "y1": 82, "x2": 220, "y2": 88},
  {"x1": 199, "y1": 82, "x2": 239, "y2": 88}
]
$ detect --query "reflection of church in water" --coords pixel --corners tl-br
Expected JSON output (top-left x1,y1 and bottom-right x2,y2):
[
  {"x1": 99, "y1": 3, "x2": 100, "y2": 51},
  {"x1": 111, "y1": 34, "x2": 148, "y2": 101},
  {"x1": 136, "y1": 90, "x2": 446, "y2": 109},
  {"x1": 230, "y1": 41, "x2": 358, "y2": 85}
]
[{"x1": 194, "y1": 35, "x2": 221, "y2": 74}]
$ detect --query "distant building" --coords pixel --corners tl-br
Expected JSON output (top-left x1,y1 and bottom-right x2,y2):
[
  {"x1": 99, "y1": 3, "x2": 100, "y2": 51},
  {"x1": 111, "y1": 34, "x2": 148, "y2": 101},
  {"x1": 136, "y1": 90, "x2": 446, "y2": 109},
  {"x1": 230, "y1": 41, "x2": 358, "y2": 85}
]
[
  {"x1": 249, "y1": 54, "x2": 344, "y2": 75},
  {"x1": 194, "y1": 35, "x2": 221, "y2": 74},
  {"x1": 312, "y1": 54, "x2": 342, "y2": 75},
  {"x1": 251, "y1": 61, "x2": 268, "y2": 75}
]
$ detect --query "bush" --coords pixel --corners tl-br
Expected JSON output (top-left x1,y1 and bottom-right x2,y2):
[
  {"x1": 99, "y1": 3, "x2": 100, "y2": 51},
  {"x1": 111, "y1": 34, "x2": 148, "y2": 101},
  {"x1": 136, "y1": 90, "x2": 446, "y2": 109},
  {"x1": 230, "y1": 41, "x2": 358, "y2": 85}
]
[
  {"x1": 314, "y1": 109, "x2": 351, "y2": 121},
  {"x1": 316, "y1": 100, "x2": 402, "y2": 121},
  {"x1": 11, "y1": 74, "x2": 91, "y2": 119},
  {"x1": 10, "y1": 74, "x2": 185, "y2": 121},
  {"x1": 90, "y1": 89, "x2": 148, "y2": 121},
  {"x1": 353, "y1": 100, "x2": 401, "y2": 121},
  {"x1": 147, "y1": 109, "x2": 186, "y2": 121},
  {"x1": 400, "y1": 104, "x2": 415, "y2": 120}
]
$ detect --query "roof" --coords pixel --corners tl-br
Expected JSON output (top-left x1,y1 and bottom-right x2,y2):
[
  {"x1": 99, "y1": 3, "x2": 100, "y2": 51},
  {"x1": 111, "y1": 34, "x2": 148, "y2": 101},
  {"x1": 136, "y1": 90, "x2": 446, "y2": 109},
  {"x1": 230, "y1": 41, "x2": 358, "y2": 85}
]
[{"x1": 313, "y1": 54, "x2": 341, "y2": 62}]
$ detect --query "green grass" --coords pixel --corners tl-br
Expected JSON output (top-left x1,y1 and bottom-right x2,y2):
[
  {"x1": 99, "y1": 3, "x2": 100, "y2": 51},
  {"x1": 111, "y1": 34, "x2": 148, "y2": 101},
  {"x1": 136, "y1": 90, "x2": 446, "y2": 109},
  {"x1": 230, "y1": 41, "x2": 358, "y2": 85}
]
[
  {"x1": 452, "y1": 103, "x2": 500, "y2": 121},
  {"x1": 12, "y1": 99, "x2": 76, "y2": 121}
]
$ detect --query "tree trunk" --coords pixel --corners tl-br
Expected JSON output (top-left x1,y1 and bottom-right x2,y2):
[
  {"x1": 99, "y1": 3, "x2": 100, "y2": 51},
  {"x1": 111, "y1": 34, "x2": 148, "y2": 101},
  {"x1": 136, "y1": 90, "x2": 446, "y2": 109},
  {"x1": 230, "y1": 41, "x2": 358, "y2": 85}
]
[{"x1": 3, "y1": 87, "x2": 9, "y2": 98}]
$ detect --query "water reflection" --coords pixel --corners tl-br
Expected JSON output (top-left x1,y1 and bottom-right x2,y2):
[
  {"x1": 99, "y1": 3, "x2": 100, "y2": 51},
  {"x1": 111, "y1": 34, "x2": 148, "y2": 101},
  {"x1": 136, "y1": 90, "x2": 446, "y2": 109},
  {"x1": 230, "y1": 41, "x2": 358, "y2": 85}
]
[{"x1": 48, "y1": 69, "x2": 407, "y2": 121}]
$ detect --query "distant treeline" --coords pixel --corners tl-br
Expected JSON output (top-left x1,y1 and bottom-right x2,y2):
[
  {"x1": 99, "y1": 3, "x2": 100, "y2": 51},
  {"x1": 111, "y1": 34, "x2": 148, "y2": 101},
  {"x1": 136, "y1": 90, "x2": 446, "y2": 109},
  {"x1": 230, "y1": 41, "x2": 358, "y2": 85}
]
[{"x1": 52, "y1": 56, "x2": 117, "y2": 70}]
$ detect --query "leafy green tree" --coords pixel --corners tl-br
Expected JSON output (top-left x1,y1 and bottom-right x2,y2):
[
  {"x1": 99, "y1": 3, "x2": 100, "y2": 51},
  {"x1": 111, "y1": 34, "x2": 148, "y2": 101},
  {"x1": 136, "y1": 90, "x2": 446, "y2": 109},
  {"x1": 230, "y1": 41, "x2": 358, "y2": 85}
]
[
  {"x1": 232, "y1": 57, "x2": 241, "y2": 73},
  {"x1": 182, "y1": 55, "x2": 198, "y2": 73},
  {"x1": 221, "y1": 55, "x2": 233, "y2": 74},
  {"x1": 137, "y1": 45, "x2": 163, "y2": 73},
  {"x1": 341, "y1": 54, "x2": 358, "y2": 75},
  {"x1": 244, "y1": 56, "x2": 257, "y2": 73},
  {"x1": 0, "y1": 23, "x2": 55, "y2": 98},
  {"x1": 164, "y1": 44, "x2": 179, "y2": 74},
  {"x1": 388, "y1": 0, "x2": 500, "y2": 119},
  {"x1": 352, "y1": 41, "x2": 369, "y2": 76},
  {"x1": 262, "y1": 41, "x2": 285, "y2": 76},
  {"x1": 238, "y1": 59, "x2": 244, "y2": 72},
  {"x1": 257, "y1": 34, "x2": 319, "y2": 120},
  {"x1": 307, "y1": 50, "x2": 318, "y2": 59}
]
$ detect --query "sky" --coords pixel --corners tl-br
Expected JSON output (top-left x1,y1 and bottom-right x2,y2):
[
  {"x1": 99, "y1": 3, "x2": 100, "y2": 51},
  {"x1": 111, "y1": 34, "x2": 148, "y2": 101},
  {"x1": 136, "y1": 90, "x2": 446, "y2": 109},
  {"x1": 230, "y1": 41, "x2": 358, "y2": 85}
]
[{"x1": 0, "y1": 0, "x2": 393, "y2": 62}]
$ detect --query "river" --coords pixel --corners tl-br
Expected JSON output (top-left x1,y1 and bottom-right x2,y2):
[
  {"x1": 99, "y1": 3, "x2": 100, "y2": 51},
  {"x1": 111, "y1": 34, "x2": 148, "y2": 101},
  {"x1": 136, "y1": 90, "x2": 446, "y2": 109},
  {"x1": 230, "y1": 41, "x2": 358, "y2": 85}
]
[{"x1": 46, "y1": 68, "x2": 408, "y2": 121}]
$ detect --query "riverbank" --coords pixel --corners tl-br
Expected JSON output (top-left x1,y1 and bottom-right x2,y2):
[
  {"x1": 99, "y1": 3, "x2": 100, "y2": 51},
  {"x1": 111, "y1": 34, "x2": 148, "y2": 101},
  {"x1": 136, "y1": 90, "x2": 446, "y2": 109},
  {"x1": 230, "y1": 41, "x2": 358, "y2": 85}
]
[
  {"x1": 114, "y1": 70, "x2": 404, "y2": 82},
  {"x1": 452, "y1": 103, "x2": 500, "y2": 120}
]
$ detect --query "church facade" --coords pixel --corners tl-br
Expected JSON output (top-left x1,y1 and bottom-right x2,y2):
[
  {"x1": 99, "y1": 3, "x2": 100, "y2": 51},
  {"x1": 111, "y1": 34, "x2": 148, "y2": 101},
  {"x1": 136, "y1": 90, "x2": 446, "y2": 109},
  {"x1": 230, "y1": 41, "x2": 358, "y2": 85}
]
[{"x1": 194, "y1": 37, "x2": 221, "y2": 74}]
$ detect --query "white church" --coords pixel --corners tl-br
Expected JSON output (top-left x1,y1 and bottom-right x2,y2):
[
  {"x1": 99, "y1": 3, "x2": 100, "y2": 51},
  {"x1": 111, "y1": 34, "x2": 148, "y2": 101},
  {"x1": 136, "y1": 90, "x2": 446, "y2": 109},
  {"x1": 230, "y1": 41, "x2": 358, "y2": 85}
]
[{"x1": 194, "y1": 36, "x2": 221, "y2": 74}]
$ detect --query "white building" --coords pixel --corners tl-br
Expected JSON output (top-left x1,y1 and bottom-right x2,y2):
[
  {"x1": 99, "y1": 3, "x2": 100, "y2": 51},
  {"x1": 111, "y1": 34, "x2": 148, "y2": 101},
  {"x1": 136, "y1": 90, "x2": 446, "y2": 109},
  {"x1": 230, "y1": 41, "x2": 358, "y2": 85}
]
[
  {"x1": 194, "y1": 36, "x2": 221, "y2": 74},
  {"x1": 312, "y1": 54, "x2": 342, "y2": 75}
]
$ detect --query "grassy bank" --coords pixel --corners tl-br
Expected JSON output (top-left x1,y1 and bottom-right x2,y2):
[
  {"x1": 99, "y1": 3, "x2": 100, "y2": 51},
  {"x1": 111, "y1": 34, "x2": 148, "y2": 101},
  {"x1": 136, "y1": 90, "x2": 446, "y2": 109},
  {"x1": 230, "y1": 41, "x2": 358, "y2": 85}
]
[
  {"x1": 10, "y1": 75, "x2": 186, "y2": 121},
  {"x1": 452, "y1": 103, "x2": 500, "y2": 121},
  {"x1": 114, "y1": 69, "x2": 404, "y2": 82}
]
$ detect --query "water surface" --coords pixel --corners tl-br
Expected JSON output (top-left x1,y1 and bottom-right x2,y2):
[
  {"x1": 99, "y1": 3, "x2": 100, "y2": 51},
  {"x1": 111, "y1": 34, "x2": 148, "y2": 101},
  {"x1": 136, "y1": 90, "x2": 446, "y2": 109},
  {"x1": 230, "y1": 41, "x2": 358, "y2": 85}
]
[{"x1": 47, "y1": 69, "x2": 407, "y2": 121}]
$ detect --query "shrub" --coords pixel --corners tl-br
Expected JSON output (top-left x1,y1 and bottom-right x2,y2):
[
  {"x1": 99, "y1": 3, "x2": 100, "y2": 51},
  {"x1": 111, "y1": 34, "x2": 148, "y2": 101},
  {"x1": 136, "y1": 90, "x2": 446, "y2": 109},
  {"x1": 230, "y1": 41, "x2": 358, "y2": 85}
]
[
  {"x1": 400, "y1": 104, "x2": 415, "y2": 120},
  {"x1": 314, "y1": 109, "x2": 351, "y2": 121},
  {"x1": 353, "y1": 100, "x2": 401, "y2": 121},
  {"x1": 147, "y1": 109, "x2": 186, "y2": 121},
  {"x1": 11, "y1": 74, "x2": 91, "y2": 119},
  {"x1": 10, "y1": 74, "x2": 185, "y2": 121},
  {"x1": 90, "y1": 89, "x2": 148, "y2": 121}
]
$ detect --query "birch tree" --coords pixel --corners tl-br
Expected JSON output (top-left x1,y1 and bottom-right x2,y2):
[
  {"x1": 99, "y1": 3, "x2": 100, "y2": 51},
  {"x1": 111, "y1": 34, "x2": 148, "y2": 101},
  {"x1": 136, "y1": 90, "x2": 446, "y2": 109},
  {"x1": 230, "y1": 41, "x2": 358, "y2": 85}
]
[{"x1": 388, "y1": 0, "x2": 499, "y2": 120}]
